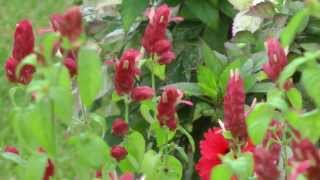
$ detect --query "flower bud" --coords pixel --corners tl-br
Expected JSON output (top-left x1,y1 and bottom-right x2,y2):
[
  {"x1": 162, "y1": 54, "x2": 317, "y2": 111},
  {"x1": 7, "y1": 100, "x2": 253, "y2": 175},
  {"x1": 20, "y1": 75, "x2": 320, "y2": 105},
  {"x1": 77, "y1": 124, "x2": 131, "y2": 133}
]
[
  {"x1": 131, "y1": 86, "x2": 155, "y2": 102},
  {"x1": 112, "y1": 118, "x2": 129, "y2": 137},
  {"x1": 63, "y1": 57, "x2": 77, "y2": 77},
  {"x1": 111, "y1": 145, "x2": 128, "y2": 161},
  {"x1": 13, "y1": 20, "x2": 34, "y2": 61}
]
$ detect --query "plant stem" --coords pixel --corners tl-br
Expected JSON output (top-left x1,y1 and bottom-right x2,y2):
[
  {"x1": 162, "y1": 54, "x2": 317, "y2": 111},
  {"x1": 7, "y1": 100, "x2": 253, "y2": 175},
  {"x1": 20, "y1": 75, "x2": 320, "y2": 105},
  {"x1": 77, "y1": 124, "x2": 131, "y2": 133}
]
[
  {"x1": 124, "y1": 97, "x2": 129, "y2": 123},
  {"x1": 283, "y1": 123, "x2": 288, "y2": 179}
]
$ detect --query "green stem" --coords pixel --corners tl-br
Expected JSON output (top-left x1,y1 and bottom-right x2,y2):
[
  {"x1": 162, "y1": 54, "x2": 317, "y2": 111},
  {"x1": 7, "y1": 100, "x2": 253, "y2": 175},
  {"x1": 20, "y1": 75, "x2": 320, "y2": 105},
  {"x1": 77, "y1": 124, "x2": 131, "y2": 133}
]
[
  {"x1": 125, "y1": 97, "x2": 129, "y2": 123},
  {"x1": 282, "y1": 123, "x2": 288, "y2": 179}
]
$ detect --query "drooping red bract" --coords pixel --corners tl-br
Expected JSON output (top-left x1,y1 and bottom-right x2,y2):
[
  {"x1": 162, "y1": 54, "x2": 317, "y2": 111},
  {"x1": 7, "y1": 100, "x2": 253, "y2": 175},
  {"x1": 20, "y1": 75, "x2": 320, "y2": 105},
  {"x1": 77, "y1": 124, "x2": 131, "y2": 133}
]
[
  {"x1": 111, "y1": 145, "x2": 128, "y2": 162},
  {"x1": 43, "y1": 159, "x2": 55, "y2": 180},
  {"x1": 4, "y1": 145, "x2": 19, "y2": 155},
  {"x1": 50, "y1": 6, "x2": 82, "y2": 42},
  {"x1": 157, "y1": 86, "x2": 183, "y2": 130},
  {"x1": 112, "y1": 118, "x2": 129, "y2": 137},
  {"x1": 262, "y1": 120, "x2": 282, "y2": 163},
  {"x1": 223, "y1": 70, "x2": 247, "y2": 140},
  {"x1": 131, "y1": 86, "x2": 155, "y2": 102},
  {"x1": 4, "y1": 20, "x2": 36, "y2": 84},
  {"x1": 142, "y1": 4, "x2": 176, "y2": 64},
  {"x1": 253, "y1": 147, "x2": 280, "y2": 180},
  {"x1": 195, "y1": 128, "x2": 229, "y2": 180},
  {"x1": 63, "y1": 55, "x2": 77, "y2": 77},
  {"x1": 114, "y1": 49, "x2": 141, "y2": 95},
  {"x1": 262, "y1": 38, "x2": 287, "y2": 82},
  {"x1": 290, "y1": 138, "x2": 320, "y2": 180}
]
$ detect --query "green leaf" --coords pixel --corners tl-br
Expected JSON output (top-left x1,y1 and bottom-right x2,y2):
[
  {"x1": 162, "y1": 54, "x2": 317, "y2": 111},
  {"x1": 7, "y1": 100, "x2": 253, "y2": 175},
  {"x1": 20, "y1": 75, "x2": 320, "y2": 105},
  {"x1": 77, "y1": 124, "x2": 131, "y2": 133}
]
[
  {"x1": 140, "y1": 100, "x2": 155, "y2": 123},
  {"x1": 19, "y1": 153, "x2": 47, "y2": 180},
  {"x1": 286, "y1": 110, "x2": 320, "y2": 143},
  {"x1": 267, "y1": 88, "x2": 288, "y2": 111},
  {"x1": 178, "y1": 126, "x2": 195, "y2": 152},
  {"x1": 232, "y1": 11, "x2": 263, "y2": 36},
  {"x1": 246, "y1": 103, "x2": 274, "y2": 145},
  {"x1": 278, "y1": 51, "x2": 320, "y2": 87},
  {"x1": 119, "y1": 131, "x2": 146, "y2": 172},
  {"x1": 201, "y1": 40, "x2": 223, "y2": 76},
  {"x1": 42, "y1": 33, "x2": 60, "y2": 63},
  {"x1": 248, "y1": 82, "x2": 275, "y2": 93},
  {"x1": 211, "y1": 164, "x2": 232, "y2": 180},
  {"x1": 147, "y1": 60, "x2": 166, "y2": 80},
  {"x1": 228, "y1": 0, "x2": 252, "y2": 10},
  {"x1": 141, "y1": 150, "x2": 161, "y2": 179},
  {"x1": 49, "y1": 65, "x2": 73, "y2": 124},
  {"x1": 158, "y1": 155, "x2": 183, "y2": 180},
  {"x1": 185, "y1": 0, "x2": 219, "y2": 30},
  {"x1": 286, "y1": 88, "x2": 303, "y2": 110},
  {"x1": 219, "y1": 59, "x2": 241, "y2": 92},
  {"x1": 121, "y1": 0, "x2": 148, "y2": 32},
  {"x1": 69, "y1": 133, "x2": 110, "y2": 169},
  {"x1": 223, "y1": 153, "x2": 253, "y2": 180},
  {"x1": 151, "y1": 122, "x2": 175, "y2": 147},
  {"x1": 302, "y1": 66, "x2": 320, "y2": 108},
  {"x1": 197, "y1": 66, "x2": 218, "y2": 99},
  {"x1": 163, "y1": 83, "x2": 202, "y2": 97},
  {"x1": 281, "y1": 9, "x2": 309, "y2": 48},
  {"x1": 78, "y1": 47, "x2": 103, "y2": 107}
]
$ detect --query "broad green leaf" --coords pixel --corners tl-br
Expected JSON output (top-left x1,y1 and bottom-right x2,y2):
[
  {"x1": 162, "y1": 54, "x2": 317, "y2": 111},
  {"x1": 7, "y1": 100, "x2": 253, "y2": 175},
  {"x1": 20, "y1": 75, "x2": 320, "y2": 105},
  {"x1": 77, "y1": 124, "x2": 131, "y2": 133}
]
[
  {"x1": 151, "y1": 122, "x2": 175, "y2": 147},
  {"x1": 163, "y1": 83, "x2": 202, "y2": 97},
  {"x1": 158, "y1": 155, "x2": 183, "y2": 180},
  {"x1": 286, "y1": 110, "x2": 320, "y2": 143},
  {"x1": 2, "y1": 152, "x2": 24, "y2": 164},
  {"x1": 140, "y1": 100, "x2": 155, "y2": 123},
  {"x1": 286, "y1": 88, "x2": 302, "y2": 110},
  {"x1": 211, "y1": 164, "x2": 232, "y2": 180},
  {"x1": 69, "y1": 133, "x2": 110, "y2": 169},
  {"x1": 141, "y1": 150, "x2": 161, "y2": 179},
  {"x1": 193, "y1": 102, "x2": 215, "y2": 121},
  {"x1": 267, "y1": 88, "x2": 288, "y2": 111},
  {"x1": 302, "y1": 66, "x2": 320, "y2": 108},
  {"x1": 185, "y1": 0, "x2": 219, "y2": 30},
  {"x1": 246, "y1": 103, "x2": 274, "y2": 145},
  {"x1": 147, "y1": 60, "x2": 166, "y2": 80},
  {"x1": 197, "y1": 66, "x2": 218, "y2": 99},
  {"x1": 19, "y1": 153, "x2": 47, "y2": 180},
  {"x1": 280, "y1": 9, "x2": 309, "y2": 48},
  {"x1": 119, "y1": 131, "x2": 145, "y2": 172},
  {"x1": 42, "y1": 33, "x2": 60, "y2": 63},
  {"x1": 223, "y1": 153, "x2": 253, "y2": 180},
  {"x1": 49, "y1": 65, "x2": 73, "y2": 124},
  {"x1": 201, "y1": 40, "x2": 223, "y2": 76},
  {"x1": 248, "y1": 82, "x2": 275, "y2": 93},
  {"x1": 78, "y1": 47, "x2": 103, "y2": 107},
  {"x1": 121, "y1": 0, "x2": 148, "y2": 32},
  {"x1": 278, "y1": 51, "x2": 320, "y2": 87}
]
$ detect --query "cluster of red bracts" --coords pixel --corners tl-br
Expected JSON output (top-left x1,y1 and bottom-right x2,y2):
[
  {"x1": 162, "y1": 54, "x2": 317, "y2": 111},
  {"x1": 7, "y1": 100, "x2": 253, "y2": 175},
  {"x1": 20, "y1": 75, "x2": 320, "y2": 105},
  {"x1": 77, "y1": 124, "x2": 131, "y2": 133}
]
[
  {"x1": 157, "y1": 87, "x2": 184, "y2": 130},
  {"x1": 50, "y1": 7, "x2": 83, "y2": 77},
  {"x1": 142, "y1": 4, "x2": 177, "y2": 64},
  {"x1": 4, "y1": 146, "x2": 54, "y2": 180},
  {"x1": 223, "y1": 69, "x2": 248, "y2": 141},
  {"x1": 4, "y1": 7, "x2": 83, "y2": 85},
  {"x1": 4, "y1": 20, "x2": 35, "y2": 84}
]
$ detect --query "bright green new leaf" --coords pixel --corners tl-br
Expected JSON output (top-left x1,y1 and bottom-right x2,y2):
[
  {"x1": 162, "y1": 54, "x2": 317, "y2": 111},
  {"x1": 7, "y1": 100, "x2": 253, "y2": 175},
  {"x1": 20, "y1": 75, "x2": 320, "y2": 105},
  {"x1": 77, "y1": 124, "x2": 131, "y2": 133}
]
[
  {"x1": 141, "y1": 150, "x2": 161, "y2": 179},
  {"x1": 267, "y1": 88, "x2": 288, "y2": 111},
  {"x1": 42, "y1": 33, "x2": 60, "y2": 63},
  {"x1": 18, "y1": 153, "x2": 47, "y2": 180},
  {"x1": 121, "y1": 0, "x2": 148, "y2": 32},
  {"x1": 140, "y1": 100, "x2": 155, "y2": 123},
  {"x1": 119, "y1": 131, "x2": 146, "y2": 172},
  {"x1": 197, "y1": 66, "x2": 218, "y2": 99},
  {"x1": 223, "y1": 153, "x2": 253, "y2": 180},
  {"x1": 151, "y1": 122, "x2": 175, "y2": 147},
  {"x1": 246, "y1": 103, "x2": 274, "y2": 145},
  {"x1": 286, "y1": 88, "x2": 303, "y2": 110},
  {"x1": 211, "y1": 164, "x2": 232, "y2": 180},
  {"x1": 157, "y1": 155, "x2": 183, "y2": 180},
  {"x1": 302, "y1": 66, "x2": 320, "y2": 108},
  {"x1": 78, "y1": 47, "x2": 103, "y2": 107}
]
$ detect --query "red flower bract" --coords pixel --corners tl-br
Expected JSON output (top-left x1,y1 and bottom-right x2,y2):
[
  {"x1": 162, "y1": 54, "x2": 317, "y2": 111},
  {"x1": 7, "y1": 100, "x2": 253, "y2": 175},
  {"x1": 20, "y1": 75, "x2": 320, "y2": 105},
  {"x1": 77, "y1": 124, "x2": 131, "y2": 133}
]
[
  {"x1": 63, "y1": 56, "x2": 77, "y2": 77},
  {"x1": 4, "y1": 145, "x2": 19, "y2": 155},
  {"x1": 112, "y1": 118, "x2": 129, "y2": 137},
  {"x1": 253, "y1": 147, "x2": 280, "y2": 180},
  {"x1": 290, "y1": 138, "x2": 320, "y2": 180},
  {"x1": 50, "y1": 6, "x2": 82, "y2": 42},
  {"x1": 13, "y1": 19, "x2": 35, "y2": 61},
  {"x1": 43, "y1": 159, "x2": 55, "y2": 180},
  {"x1": 114, "y1": 49, "x2": 141, "y2": 95},
  {"x1": 142, "y1": 4, "x2": 176, "y2": 65},
  {"x1": 263, "y1": 38, "x2": 287, "y2": 82},
  {"x1": 157, "y1": 86, "x2": 183, "y2": 130},
  {"x1": 223, "y1": 69, "x2": 247, "y2": 140},
  {"x1": 195, "y1": 128, "x2": 229, "y2": 180},
  {"x1": 131, "y1": 86, "x2": 155, "y2": 102},
  {"x1": 111, "y1": 145, "x2": 128, "y2": 162}
]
